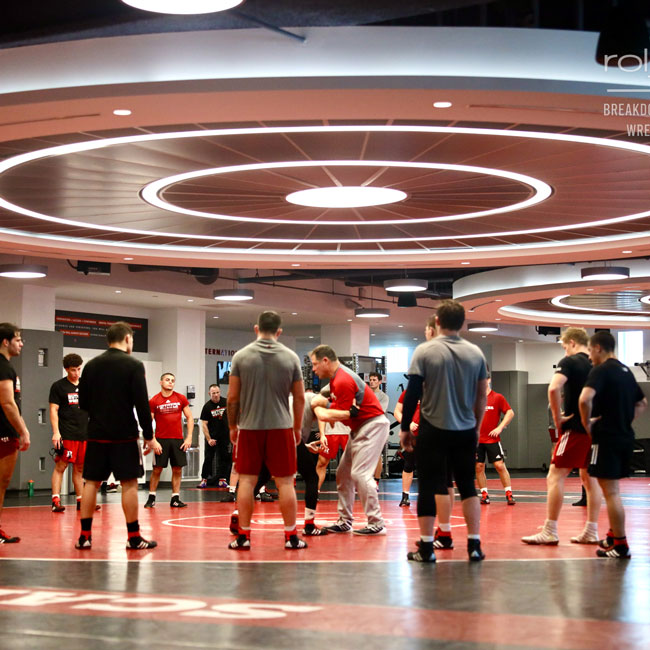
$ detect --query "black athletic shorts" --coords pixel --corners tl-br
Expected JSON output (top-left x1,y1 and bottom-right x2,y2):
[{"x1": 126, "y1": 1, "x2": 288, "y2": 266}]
[
  {"x1": 476, "y1": 441, "x2": 505, "y2": 465},
  {"x1": 588, "y1": 439, "x2": 633, "y2": 480},
  {"x1": 154, "y1": 438, "x2": 188, "y2": 468},
  {"x1": 83, "y1": 440, "x2": 144, "y2": 482}
]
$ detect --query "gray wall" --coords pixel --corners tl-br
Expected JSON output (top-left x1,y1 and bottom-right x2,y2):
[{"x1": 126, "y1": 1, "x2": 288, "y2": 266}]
[
  {"x1": 491, "y1": 370, "x2": 529, "y2": 469},
  {"x1": 10, "y1": 329, "x2": 63, "y2": 491}
]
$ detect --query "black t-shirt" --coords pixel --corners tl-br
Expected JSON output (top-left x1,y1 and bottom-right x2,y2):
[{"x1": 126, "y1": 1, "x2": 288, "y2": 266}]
[
  {"x1": 555, "y1": 352, "x2": 591, "y2": 433},
  {"x1": 0, "y1": 355, "x2": 20, "y2": 439},
  {"x1": 200, "y1": 397, "x2": 228, "y2": 438},
  {"x1": 49, "y1": 377, "x2": 88, "y2": 441},
  {"x1": 585, "y1": 358, "x2": 645, "y2": 443}
]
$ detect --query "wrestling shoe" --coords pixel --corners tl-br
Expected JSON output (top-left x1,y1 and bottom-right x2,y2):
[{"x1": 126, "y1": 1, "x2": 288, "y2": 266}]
[
  {"x1": 598, "y1": 530, "x2": 615, "y2": 550},
  {"x1": 506, "y1": 491, "x2": 516, "y2": 506},
  {"x1": 106, "y1": 483, "x2": 118, "y2": 493},
  {"x1": 144, "y1": 495, "x2": 156, "y2": 508},
  {"x1": 75, "y1": 535, "x2": 92, "y2": 549},
  {"x1": 223, "y1": 491, "x2": 237, "y2": 502},
  {"x1": 399, "y1": 493, "x2": 410, "y2": 507},
  {"x1": 229, "y1": 511, "x2": 239, "y2": 535},
  {"x1": 407, "y1": 541, "x2": 435, "y2": 563},
  {"x1": 170, "y1": 497, "x2": 187, "y2": 508},
  {"x1": 596, "y1": 544, "x2": 631, "y2": 559},
  {"x1": 353, "y1": 524, "x2": 386, "y2": 536},
  {"x1": 570, "y1": 530, "x2": 599, "y2": 544},
  {"x1": 0, "y1": 529, "x2": 20, "y2": 543},
  {"x1": 303, "y1": 523, "x2": 328, "y2": 536},
  {"x1": 433, "y1": 529, "x2": 454, "y2": 550},
  {"x1": 285, "y1": 535, "x2": 308, "y2": 549},
  {"x1": 468, "y1": 539, "x2": 485, "y2": 562},
  {"x1": 259, "y1": 492, "x2": 274, "y2": 502},
  {"x1": 197, "y1": 479, "x2": 208, "y2": 489},
  {"x1": 324, "y1": 520, "x2": 353, "y2": 533},
  {"x1": 229, "y1": 535, "x2": 250, "y2": 550},
  {"x1": 126, "y1": 536, "x2": 157, "y2": 550},
  {"x1": 521, "y1": 529, "x2": 559, "y2": 545},
  {"x1": 218, "y1": 479, "x2": 229, "y2": 488},
  {"x1": 52, "y1": 498, "x2": 65, "y2": 513},
  {"x1": 480, "y1": 492, "x2": 490, "y2": 505}
]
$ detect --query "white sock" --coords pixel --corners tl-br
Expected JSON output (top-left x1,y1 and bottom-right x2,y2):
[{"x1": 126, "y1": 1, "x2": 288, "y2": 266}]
[
  {"x1": 467, "y1": 534, "x2": 480, "y2": 540},
  {"x1": 421, "y1": 535, "x2": 434, "y2": 543},
  {"x1": 304, "y1": 508, "x2": 316, "y2": 521},
  {"x1": 585, "y1": 521, "x2": 598, "y2": 535},
  {"x1": 171, "y1": 493, "x2": 179, "y2": 498},
  {"x1": 544, "y1": 519, "x2": 558, "y2": 534},
  {"x1": 149, "y1": 492, "x2": 156, "y2": 497},
  {"x1": 52, "y1": 494, "x2": 60, "y2": 500},
  {"x1": 504, "y1": 486, "x2": 512, "y2": 492},
  {"x1": 439, "y1": 523, "x2": 451, "y2": 532}
]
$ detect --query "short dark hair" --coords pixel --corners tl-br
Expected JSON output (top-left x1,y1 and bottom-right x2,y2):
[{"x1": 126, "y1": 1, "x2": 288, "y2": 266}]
[
  {"x1": 257, "y1": 310, "x2": 282, "y2": 334},
  {"x1": 106, "y1": 321, "x2": 133, "y2": 344},
  {"x1": 311, "y1": 344, "x2": 337, "y2": 361},
  {"x1": 209, "y1": 383, "x2": 218, "y2": 390},
  {"x1": 63, "y1": 353, "x2": 83, "y2": 369},
  {"x1": 160, "y1": 372, "x2": 175, "y2": 380},
  {"x1": 590, "y1": 330, "x2": 616, "y2": 353},
  {"x1": 436, "y1": 299, "x2": 465, "y2": 331},
  {"x1": 0, "y1": 322, "x2": 19, "y2": 347},
  {"x1": 368, "y1": 371, "x2": 381, "y2": 380}
]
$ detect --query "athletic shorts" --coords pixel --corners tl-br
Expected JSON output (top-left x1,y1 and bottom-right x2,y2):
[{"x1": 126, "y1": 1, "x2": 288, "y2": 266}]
[
  {"x1": 0, "y1": 437, "x2": 19, "y2": 459},
  {"x1": 588, "y1": 440, "x2": 634, "y2": 480},
  {"x1": 476, "y1": 441, "x2": 505, "y2": 465},
  {"x1": 552, "y1": 430, "x2": 591, "y2": 469},
  {"x1": 83, "y1": 440, "x2": 144, "y2": 482},
  {"x1": 154, "y1": 438, "x2": 187, "y2": 468},
  {"x1": 236, "y1": 428, "x2": 297, "y2": 478},
  {"x1": 319, "y1": 434, "x2": 349, "y2": 460},
  {"x1": 56, "y1": 439, "x2": 87, "y2": 465}
]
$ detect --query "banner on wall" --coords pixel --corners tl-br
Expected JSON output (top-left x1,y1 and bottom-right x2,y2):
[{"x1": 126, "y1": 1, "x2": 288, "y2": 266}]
[{"x1": 55, "y1": 310, "x2": 148, "y2": 352}]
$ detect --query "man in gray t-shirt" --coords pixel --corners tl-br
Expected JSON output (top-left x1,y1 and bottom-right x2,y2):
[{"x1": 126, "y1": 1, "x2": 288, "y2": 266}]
[
  {"x1": 400, "y1": 300, "x2": 488, "y2": 563},
  {"x1": 226, "y1": 311, "x2": 306, "y2": 551}
]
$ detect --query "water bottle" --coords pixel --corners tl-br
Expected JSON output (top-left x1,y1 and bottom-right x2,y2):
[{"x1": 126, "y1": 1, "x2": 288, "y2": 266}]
[{"x1": 27, "y1": 479, "x2": 34, "y2": 497}]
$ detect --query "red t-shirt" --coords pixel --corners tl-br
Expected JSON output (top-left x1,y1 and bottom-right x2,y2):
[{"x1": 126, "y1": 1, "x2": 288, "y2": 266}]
[
  {"x1": 398, "y1": 390, "x2": 420, "y2": 425},
  {"x1": 479, "y1": 390, "x2": 511, "y2": 444},
  {"x1": 150, "y1": 391, "x2": 190, "y2": 439},
  {"x1": 329, "y1": 365, "x2": 385, "y2": 431}
]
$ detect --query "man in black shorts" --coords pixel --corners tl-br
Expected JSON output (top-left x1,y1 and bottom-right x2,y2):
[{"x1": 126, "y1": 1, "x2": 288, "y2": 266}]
[
  {"x1": 579, "y1": 331, "x2": 646, "y2": 559},
  {"x1": 0, "y1": 323, "x2": 31, "y2": 543},
  {"x1": 198, "y1": 384, "x2": 230, "y2": 489},
  {"x1": 77, "y1": 321, "x2": 161, "y2": 550}
]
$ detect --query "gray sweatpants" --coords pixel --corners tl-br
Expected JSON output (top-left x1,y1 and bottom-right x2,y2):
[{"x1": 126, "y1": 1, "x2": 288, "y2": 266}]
[{"x1": 336, "y1": 415, "x2": 390, "y2": 527}]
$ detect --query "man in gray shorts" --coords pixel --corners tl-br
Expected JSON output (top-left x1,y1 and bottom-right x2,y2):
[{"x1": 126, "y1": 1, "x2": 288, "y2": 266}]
[{"x1": 227, "y1": 311, "x2": 306, "y2": 550}]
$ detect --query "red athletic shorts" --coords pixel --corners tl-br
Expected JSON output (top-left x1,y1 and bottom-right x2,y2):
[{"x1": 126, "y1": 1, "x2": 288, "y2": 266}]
[
  {"x1": 552, "y1": 430, "x2": 591, "y2": 469},
  {"x1": 58, "y1": 439, "x2": 87, "y2": 465},
  {"x1": 319, "y1": 434, "x2": 349, "y2": 460},
  {"x1": 0, "y1": 437, "x2": 19, "y2": 459},
  {"x1": 236, "y1": 428, "x2": 297, "y2": 478}
]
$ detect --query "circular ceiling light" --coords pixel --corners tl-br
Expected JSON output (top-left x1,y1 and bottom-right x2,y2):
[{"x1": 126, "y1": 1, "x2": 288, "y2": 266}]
[
  {"x1": 467, "y1": 323, "x2": 499, "y2": 332},
  {"x1": 581, "y1": 266, "x2": 630, "y2": 280},
  {"x1": 121, "y1": 0, "x2": 243, "y2": 14},
  {"x1": 384, "y1": 278, "x2": 428, "y2": 292},
  {"x1": 213, "y1": 289, "x2": 254, "y2": 301},
  {"x1": 113, "y1": 109, "x2": 132, "y2": 116},
  {"x1": 0, "y1": 264, "x2": 47, "y2": 279},
  {"x1": 286, "y1": 186, "x2": 407, "y2": 209},
  {"x1": 354, "y1": 307, "x2": 390, "y2": 318}
]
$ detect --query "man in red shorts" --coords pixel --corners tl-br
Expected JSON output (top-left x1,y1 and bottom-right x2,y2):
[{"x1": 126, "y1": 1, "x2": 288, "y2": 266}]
[
  {"x1": 310, "y1": 345, "x2": 389, "y2": 535},
  {"x1": 522, "y1": 327, "x2": 603, "y2": 545},
  {"x1": 0, "y1": 323, "x2": 31, "y2": 543},
  {"x1": 227, "y1": 311, "x2": 306, "y2": 550},
  {"x1": 476, "y1": 375, "x2": 515, "y2": 506},
  {"x1": 145, "y1": 372, "x2": 193, "y2": 509},
  {"x1": 49, "y1": 353, "x2": 91, "y2": 513}
]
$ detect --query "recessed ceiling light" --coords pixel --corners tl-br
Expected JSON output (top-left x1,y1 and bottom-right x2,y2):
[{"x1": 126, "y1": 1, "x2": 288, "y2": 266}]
[
  {"x1": 398, "y1": 324, "x2": 404, "y2": 328},
  {"x1": 461, "y1": 261, "x2": 471, "y2": 265},
  {"x1": 481, "y1": 335, "x2": 487, "y2": 338},
  {"x1": 291, "y1": 312, "x2": 298, "y2": 315},
  {"x1": 586, "y1": 288, "x2": 594, "y2": 291},
  {"x1": 495, "y1": 318, "x2": 501, "y2": 321},
  {"x1": 0, "y1": 263, "x2": 47, "y2": 279},
  {"x1": 213, "y1": 289, "x2": 254, "y2": 301},
  {"x1": 355, "y1": 307, "x2": 390, "y2": 318},
  {"x1": 187, "y1": 299, "x2": 194, "y2": 302},
  {"x1": 347, "y1": 319, "x2": 353, "y2": 322},
  {"x1": 371, "y1": 333, "x2": 376, "y2": 336},
  {"x1": 495, "y1": 299, "x2": 502, "y2": 302},
  {"x1": 309, "y1": 335, "x2": 314, "y2": 339},
  {"x1": 121, "y1": 0, "x2": 243, "y2": 14},
  {"x1": 212, "y1": 316, "x2": 219, "y2": 319},
  {"x1": 123, "y1": 257, "x2": 134, "y2": 261},
  {"x1": 581, "y1": 265, "x2": 630, "y2": 280},
  {"x1": 518, "y1": 339, "x2": 524, "y2": 343},
  {"x1": 286, "y1": 186, "x2": 407, "y2": 209},
  {"x1": 433, "y1": 101, "x2": 453, "y2": 108},
  {"x1": 622, "y1": 250, "x2": 633, "y2": 253},
  {"x1": 115, "y1": 290, "x2": 122, "y2": 294},
  {"x1": 413, "y1": 337, "x2": 418, "y2": 341},
  {"x1": 468, "y1": 323, "x2": 498, "y2": 332},
  {"x1": 384, "y1": 278, "x2": 428, "y2": 292},
  {"x1": 291, "y1": 263, "x2": 300, "y2": 267},
  {"x1": 113, "y1": 109, "x2": 132, "y2": 116}
]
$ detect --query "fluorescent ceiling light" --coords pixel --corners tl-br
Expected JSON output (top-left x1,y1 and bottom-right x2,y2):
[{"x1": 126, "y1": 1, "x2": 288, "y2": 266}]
[
  {"x1": 355, "y1": 307, "x2": 390, "y2": 318},
  {"x1": 468, "y1": 323, "x2": 498, "y2": 332},
  {"x1": 286, "y1": 186, "x2": 407, "y2": 209},
  {"x1": 0, "y1": 264, "x2": 47, "y2": 279},
  {"x1": 384, "y1": 278, "x2": 428, "y2": 292},
  {"x1": 213, "y1": 289, "x2": 254, "y2": 301},
  {"x1": 581, "y1": 266, "x2": 630, "y2": 280},
  {"x1": 122, "y1": 0, "x2": 243, "y2": 14}
]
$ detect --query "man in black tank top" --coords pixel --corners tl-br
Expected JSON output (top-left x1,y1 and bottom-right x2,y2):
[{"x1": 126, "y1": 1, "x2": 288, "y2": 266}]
[{"x1": 522, "y1": 327, "x2": 603, "y2": 546}]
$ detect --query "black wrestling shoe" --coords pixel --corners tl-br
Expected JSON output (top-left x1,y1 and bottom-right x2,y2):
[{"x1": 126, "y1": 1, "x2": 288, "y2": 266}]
[
  {"x1": 468, "y1": 539, "x2": 485, "y2": 562},
  {"x1": 126, "y1": 536, "x2": 157, "y2": 550},
  {"x1": 399, "y1": 493, "x2": 410, "y2": 507}
]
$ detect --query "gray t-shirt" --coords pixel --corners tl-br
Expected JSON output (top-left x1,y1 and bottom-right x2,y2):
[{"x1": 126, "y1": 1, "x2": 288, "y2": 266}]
[
  {"x1": 408, "y1": 335, "x2": 487, "y2": 431},
  {"x1": 373, "y1": 389, "x2": 389, "y2": 413},
  {"x1": 230, "y1": 338, "x2": 303, "y2": 430}
]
